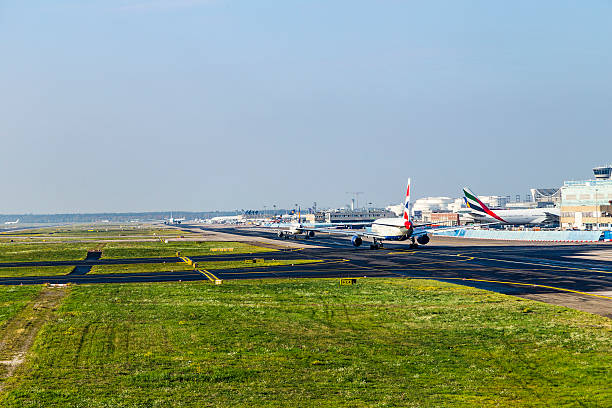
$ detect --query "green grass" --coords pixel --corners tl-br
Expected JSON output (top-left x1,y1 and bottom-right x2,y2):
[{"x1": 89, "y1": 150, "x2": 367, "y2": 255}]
[
  {"x1": 89, "y1": 262, "x2": 190, "y2": 274},
  {"x1": 0, "y1": 286, "x2": 40, "y2": 329},
  {"x1": 0, "y1": 226, "x2": 197, "y2": 241},
  {"x1": 0, "y1": 266, "x2": 74, "y2": 278},
  {"x1": 0, "y1": 243, "x2": 99, "y2": 263},
  {"x1": 40, "y1": 228, "x2": 195, "y2": 238},
  {"x1": 100, "y1": 241, "x2": 272, "y2": 259},
  {"x1": 203, "y1": 259, "x2": 320, "y2": 270},
  {"x1": 0, "y1": 241, "x2": 271, "y2": 264},
  {"x1": 1, "y1": 279, "x2": 610, "y2": 407},
  {"x1": 88, "y1": 260, "x2": 320, "y2": 274}
]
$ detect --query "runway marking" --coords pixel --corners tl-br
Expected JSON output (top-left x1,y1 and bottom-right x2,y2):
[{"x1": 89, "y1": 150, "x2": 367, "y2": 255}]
[
  {"x1": 387, "y1": 251, "x2": 475, "y2": 264},
  {"x1": 464, "y1": 254, "x2": 612, "y2": 275},
  {"x1": 388, "y1": 249, "x2": 612, "y2": 275},
  {"x1": 290, "y1": 260, "x2": 612, "y2": 301},
  {"x1": 215, "y1": 259, "x2": 350, "y2": 276},
  {"x1": 392, "y1": 274, "x2": 612, "y2": 301},
  {"x1": 197, "y1": 269, "x2": 220, "y2": 282}
]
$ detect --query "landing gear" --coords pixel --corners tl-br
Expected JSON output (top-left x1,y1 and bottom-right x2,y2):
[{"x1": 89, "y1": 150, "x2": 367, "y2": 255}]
[
  {"x1": 408, "y1": 237, "x2": 419, "y2": 249},
  {"x1": 370, "y1": 238, "x2": 384, "y2": 250}
]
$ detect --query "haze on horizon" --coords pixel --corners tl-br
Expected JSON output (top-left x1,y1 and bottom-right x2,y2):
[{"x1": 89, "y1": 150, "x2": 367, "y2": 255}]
[{"x1": 1, "y1": 1, "x2": 611, "y2": 213}]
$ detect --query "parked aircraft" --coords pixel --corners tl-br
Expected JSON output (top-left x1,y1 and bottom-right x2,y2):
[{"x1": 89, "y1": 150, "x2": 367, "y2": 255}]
[
  {"x1": 462, "y1": 187, "x2": 560, "y2": 225},
  {"x1": 4, "y1": 219, "x2": 19, "y2": 225}
]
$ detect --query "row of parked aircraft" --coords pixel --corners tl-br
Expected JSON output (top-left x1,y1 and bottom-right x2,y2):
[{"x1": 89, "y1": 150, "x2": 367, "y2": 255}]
[{"x1": 273, "y1": 180, "x2": 560, "y2": 249}]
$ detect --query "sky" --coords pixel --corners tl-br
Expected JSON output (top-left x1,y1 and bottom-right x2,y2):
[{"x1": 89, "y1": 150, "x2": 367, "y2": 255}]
[{"x1": 1, "y1": 0, "x2": 611, "y2": 213}]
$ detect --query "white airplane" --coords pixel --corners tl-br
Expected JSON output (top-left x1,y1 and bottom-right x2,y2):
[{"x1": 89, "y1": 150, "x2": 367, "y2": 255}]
[
  {"x1": 4, "y1": 219, "x2": 19, "y2": 225},
  {"x1": 163, "y1": 213, "x2": 186, "y2": 225},
  {"x1": 277, "y1": 179, "x2": 447, "y2": 249},
  {"x1": 462, "y1": 187, "x2": 560, "y2": 225}
]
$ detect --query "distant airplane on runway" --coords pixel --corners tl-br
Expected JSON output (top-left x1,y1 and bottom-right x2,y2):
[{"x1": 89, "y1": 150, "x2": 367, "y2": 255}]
[
  {"x1": 163, "y1": 213, "x2": 185, "y2": 225},
  {"x1": 461, "y1": 187, "x2": 560, "y2": 225},
  {"x1": 4, "y1": 219, "x2": 19, "y2": 225},
  {"x1": 276, "y1": 179, "x2": 455, "y2": 249}
]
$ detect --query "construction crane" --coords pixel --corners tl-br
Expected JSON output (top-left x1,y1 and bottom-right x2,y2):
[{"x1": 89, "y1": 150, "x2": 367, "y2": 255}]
[{"x1": 345, "y1": 192, "x2": 364, "y2": 210}]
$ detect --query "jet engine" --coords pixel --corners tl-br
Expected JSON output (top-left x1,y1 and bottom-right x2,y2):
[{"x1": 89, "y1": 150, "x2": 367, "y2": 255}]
[
  {"x1": 307, "y1": 231, "x2": 315, "y2": 237},
  {"x1": 416, "y1": 235, "x2": 430, "y2": 245},
  {"x1": 277, "y1": 231, "x2": 284, "y2": 238},
  {"x1": 351, "y1": 236, "x2": 363, "y2": 247}
]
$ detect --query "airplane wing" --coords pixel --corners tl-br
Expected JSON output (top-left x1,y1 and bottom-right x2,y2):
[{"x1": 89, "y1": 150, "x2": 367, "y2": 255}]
[
  {"x1": 302, "y1": 223, "x2": 496, "y2": 240},
  {"x1": 300, "y1": 227, "x2": 385, "y2": 239}
]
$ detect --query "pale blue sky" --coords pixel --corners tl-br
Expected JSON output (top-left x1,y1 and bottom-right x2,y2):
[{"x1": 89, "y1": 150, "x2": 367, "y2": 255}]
[{"x1": 1, "y1": 1, "x2": 611, "y2": 213}]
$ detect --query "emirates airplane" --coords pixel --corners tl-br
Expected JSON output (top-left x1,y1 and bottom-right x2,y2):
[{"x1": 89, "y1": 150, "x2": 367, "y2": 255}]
[
  {"x1": 276, "y1": 179, "x2": 445, "y2": 249},
  {"x1": 462, "y1": 187, "x2": 560, "y2": 225}
]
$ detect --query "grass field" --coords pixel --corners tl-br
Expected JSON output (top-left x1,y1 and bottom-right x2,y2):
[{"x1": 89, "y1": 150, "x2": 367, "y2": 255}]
[
  {"x1": 0, "y1": 266, "x2": 74, "y2": 278},
  {"x1": 89, "y1": 260, "x2": 320, "y2": 274},
  {"x1": 0, "y1": 243, "x2": 99, "y2": 263},
  {"x1": 0, "y1": 279, "x2": 610, "y2": 407},
  {"x1": 0, "y1": 286, "x2": 41, "y2": 329},
  {"x1": 100, "y1": 241, "x2": 272, "y2": 259},
  {"x1": 0, "y1": 226, "x2": 193, "y2": 238},
  {"x1": 0, "y1": 241, "x2": 271, "y2": 264}
]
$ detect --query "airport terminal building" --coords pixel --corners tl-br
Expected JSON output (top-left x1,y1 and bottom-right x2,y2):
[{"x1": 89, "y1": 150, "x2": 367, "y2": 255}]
[{"x1": 560, "y1": 166, "x2": 612, "y2": 230}]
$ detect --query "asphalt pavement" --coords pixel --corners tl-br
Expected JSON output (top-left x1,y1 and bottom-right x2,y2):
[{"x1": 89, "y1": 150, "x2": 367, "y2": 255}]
[{"x1": 1, "y1": 225, "x2": 611, "y2": 317}]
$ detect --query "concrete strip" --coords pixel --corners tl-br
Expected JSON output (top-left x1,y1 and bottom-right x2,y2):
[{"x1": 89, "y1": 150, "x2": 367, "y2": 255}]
[
  {"x1": 178, "y1": 226, "x2": 327, "y2": 250},
  {"x1": 566, "y1": 250, "x2": 612, "y2": 261},
  {"x1": 519, "y1": 292, "x2": 612, "y2": 319}
]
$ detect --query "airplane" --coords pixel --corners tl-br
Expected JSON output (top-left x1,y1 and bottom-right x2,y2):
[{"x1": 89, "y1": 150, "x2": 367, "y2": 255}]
[
  {"x1": 276, "y1": 179, "x2": 447, "y2": 249},
  {"x1": 163, "y1": 213, "x2": 186, "y2": 225},
  {"x1": 275, "y1": 208, "x2": 319, "y2": 239},
  {"x1": 462, "y1": 187, "x2": 560, "y2": 225},
  {"x1": 4, "y1": 219, "x2": 19, "y2": 225}
]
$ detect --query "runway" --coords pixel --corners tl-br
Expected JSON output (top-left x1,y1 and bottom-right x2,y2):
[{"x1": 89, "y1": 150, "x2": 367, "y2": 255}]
[{"x1": 1, "y1": 225, "x2": 611, "y2": 317}]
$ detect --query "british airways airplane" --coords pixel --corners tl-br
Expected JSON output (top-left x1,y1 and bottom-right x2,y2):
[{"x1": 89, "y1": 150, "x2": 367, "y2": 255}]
[{"x1": 277, "y1": 179, "x2": 447, "y2": 249}]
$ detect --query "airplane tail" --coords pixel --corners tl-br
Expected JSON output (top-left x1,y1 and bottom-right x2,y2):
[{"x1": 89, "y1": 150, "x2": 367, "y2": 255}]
[
  {"x1": 403, "y1": 178, "x2": 412, "y2": 228},
  {"x1": 463, "y1": 187, "x2": 506, "y2": 223}
]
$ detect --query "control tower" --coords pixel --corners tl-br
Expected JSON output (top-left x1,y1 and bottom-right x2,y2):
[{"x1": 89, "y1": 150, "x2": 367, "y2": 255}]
[{"x1": 593, "y1": 165, "x2": 612, "y2": 180}]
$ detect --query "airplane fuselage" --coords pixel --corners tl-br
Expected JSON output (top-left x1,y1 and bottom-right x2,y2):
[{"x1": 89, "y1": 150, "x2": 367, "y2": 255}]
[
  {"x1": 370, "y1": 217, "x2": 411, "y2": 240},
  {"x1": 464, "y1": 208, "x2": 560, "y2": 225}
]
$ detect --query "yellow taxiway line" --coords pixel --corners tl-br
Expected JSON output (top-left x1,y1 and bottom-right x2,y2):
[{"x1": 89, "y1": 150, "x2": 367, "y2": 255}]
[
  {"x1": 388, "y1": 249, "x2": 612, "y2": 275},
  {"x1": 394, "y1": 276, "x2": 612, "y2": 300},
  {"x1": 197, "y1": 269, "x2": 220, "y2": 282}
]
